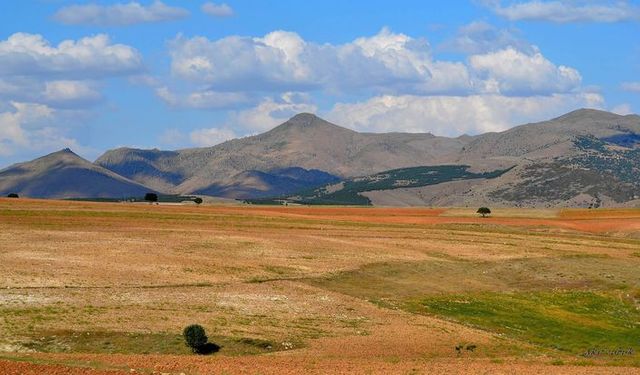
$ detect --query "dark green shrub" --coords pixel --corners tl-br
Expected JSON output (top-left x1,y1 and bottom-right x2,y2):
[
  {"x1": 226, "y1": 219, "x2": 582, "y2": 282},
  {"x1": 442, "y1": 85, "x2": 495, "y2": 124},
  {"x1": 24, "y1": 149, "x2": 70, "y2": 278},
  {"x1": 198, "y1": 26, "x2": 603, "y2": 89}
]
[
  {"x1": 144, "y1": 193, "x2": 158, "y2": 203},
  {"x1": 183, "y1": 324, "x2": 208, "y2": 353},
  {"x1": 477, "y1": 207, "x2": 491, "y2": 218},
  {"x1": 193, "y1": 197, "x2": 203, "y2": 205},
  {"x1": 7, "y1": 193, "x2": 19, "y2": 198}
]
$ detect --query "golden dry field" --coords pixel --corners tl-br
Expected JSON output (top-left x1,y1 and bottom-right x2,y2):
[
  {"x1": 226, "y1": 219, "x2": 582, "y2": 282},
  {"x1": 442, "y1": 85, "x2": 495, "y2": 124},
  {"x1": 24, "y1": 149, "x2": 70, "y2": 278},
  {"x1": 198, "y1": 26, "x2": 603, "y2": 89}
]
[{"x1": 0, "y1": 198, "x2": 639, "y2": 374}]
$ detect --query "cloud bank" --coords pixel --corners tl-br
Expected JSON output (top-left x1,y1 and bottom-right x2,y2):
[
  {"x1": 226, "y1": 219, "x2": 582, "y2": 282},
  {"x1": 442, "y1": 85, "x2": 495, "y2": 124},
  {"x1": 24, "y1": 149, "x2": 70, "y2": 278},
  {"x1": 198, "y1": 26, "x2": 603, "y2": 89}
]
[
  {"x1": 160, "y1": 27, "x2": 594, "y2": 137},
  {"x1": 0, "y1": 33, "x2": 142, "y2": 158},
  {"x1": 167, "y1": 28, "x2": 581, "y2": 97}
]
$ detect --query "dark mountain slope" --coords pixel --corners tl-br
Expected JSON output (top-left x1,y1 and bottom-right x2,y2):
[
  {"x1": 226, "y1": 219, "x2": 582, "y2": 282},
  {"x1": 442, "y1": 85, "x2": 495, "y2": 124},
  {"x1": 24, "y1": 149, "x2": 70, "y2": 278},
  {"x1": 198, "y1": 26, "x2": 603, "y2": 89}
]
[
  {"x1": 194, "y1": 167, "x2": 340, "y2": 199},
  {"x1": 0, "y1": 149, "x2": 154, "y2": 199}
]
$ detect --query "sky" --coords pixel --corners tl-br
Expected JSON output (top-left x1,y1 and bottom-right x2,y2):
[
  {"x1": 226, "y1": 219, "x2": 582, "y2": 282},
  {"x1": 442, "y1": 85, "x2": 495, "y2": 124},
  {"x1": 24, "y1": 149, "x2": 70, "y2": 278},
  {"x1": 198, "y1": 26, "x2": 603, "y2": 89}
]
[{"x1": 0, "y1": 0, "x2": 639, "y2": 167}]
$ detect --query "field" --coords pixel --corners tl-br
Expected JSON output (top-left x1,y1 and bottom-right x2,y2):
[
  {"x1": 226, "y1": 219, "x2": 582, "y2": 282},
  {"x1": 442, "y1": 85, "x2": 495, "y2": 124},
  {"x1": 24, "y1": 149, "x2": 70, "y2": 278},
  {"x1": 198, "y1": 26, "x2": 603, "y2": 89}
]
[{"x1": 0, "y1": 199, "x2": 639, "y2": 374}]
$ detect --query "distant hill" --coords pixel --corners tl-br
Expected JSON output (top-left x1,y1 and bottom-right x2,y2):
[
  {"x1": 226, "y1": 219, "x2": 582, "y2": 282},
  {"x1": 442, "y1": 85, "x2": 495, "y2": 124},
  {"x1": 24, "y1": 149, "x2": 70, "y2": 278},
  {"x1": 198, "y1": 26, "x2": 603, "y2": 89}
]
[
  {"x1": 96, "y1": 113, "x2": 466, "y2": 198},
  {"x1": 362, "y1": 109, "x2": 640, "y2": 208},
  {"x1": 458, "y1": 109, "x2": 639, "y2": 159},
  {"x1": 0, "y1": 149, "x2": 154, "y2": 199},
  {"x1": 4, "y1": 109, "x2": 640, "y2": 207}
]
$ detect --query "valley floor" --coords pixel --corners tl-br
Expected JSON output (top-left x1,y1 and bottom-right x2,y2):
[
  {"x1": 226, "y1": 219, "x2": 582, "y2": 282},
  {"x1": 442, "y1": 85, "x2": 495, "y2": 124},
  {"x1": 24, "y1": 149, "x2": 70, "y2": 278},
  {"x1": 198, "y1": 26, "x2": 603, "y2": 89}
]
[{"x1": 0, "y1": 199, "x2": 639, "y2": 374}]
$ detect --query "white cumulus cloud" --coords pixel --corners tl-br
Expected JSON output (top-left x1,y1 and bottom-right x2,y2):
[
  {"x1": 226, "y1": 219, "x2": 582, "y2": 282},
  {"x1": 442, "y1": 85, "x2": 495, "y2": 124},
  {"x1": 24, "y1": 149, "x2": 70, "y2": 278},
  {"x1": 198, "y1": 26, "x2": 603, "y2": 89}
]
[
  {"x1": 469, "y1": 47, "x2": 581, "y2": 95},
  {"x1": 327, "y1": 93, "x2": 604, "y2": 136},
  {"x1": 0, "y1": 33, "x2": 141, "y2": 109},
  {"x1": 168, "y1": 28, "x2": 474, "y2": 95},
  {"x1": 43, "y1": 81, "x2": 103, "y2": 108},
  {"x1": 0, "y1": 33, "x2": 143, "y2": 78},
  {"x1": 53, "y1": 1, "x2": 189, "y2": 26},
  {"x1": 0, "y1": 102, "x2": 82, "y2": 157},
  {"x1": 167, "y1": 28, "x2": 582, "y2": 99}
]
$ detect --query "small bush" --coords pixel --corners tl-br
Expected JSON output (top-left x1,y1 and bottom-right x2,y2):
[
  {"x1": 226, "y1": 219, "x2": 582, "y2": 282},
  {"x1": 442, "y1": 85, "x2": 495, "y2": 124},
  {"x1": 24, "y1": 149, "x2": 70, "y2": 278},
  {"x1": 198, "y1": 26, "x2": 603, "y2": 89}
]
[
  {"x1": 477, "y1": 207, "x2": 491, "y2": 218},
  {"x1": 7, "y1": 193, "x2": 19, "y2": 198},
  {"x1": 183, "y1": 324, "x2": 208, "y2": 353},
  {"x1": 144, "y1": 193, "x2": 158, "y2": 203},
  {"x1": 194, "y1": 197, "x2": 203, "y2": 205}
]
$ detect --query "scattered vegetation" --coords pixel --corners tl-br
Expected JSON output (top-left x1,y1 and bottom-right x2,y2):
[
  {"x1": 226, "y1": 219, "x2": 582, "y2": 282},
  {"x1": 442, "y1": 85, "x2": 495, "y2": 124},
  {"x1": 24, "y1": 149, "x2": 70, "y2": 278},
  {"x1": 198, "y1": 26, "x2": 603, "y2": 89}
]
[
  {"x1": 455, "y1": 344, "x2": 477, "y2": 354},
  {"x1": 491, "y1": 135, "x2": 640, "y2": 204},
  {"x1": 247, "y1": 165, "x2": 512, "y2": 205},
  {"x1": 573, "y1": 135, "x2": 640, "y2": 186},
  {"x1": 6, "y1": 193, "x2": 19, "y2": 198}
]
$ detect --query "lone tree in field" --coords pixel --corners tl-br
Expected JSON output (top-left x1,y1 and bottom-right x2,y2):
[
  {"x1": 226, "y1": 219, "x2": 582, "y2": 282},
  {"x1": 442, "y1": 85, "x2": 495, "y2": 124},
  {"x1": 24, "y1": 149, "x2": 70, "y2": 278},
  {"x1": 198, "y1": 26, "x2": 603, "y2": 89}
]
[
  {"x1": 7, "y1": 193, "x2": 19, "y2": 198},
  {"x1": 183, "y1": 324, "x2": 208, "y2": 353},
  {"x1": 477, "y1": 207, "x2": 491, "y2": 218},
  {"x1": 144, "y1": 192, "x2": 158, "y2": 204},
  {"x1": 193, "y1": 197, "x2": 203, "y2": 205}
]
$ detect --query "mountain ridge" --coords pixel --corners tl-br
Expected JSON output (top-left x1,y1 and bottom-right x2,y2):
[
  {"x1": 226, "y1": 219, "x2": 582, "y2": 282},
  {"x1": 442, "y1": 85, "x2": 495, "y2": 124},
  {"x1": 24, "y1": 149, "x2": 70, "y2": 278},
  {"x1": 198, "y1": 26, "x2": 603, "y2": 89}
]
[
  {"x1": 3, "y1": 108, "x2": 640, "y2": 207},
  {"x1": 96, "y1": 113, "x2": 466, "y2": 195}
]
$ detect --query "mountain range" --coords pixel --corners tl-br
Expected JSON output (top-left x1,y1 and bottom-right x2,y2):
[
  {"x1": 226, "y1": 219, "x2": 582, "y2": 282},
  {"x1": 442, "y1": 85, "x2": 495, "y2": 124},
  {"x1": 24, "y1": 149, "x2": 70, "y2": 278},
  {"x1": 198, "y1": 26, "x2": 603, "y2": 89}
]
[{"x1": 1, "y1": 109, "x2": 639, "y2": 207}]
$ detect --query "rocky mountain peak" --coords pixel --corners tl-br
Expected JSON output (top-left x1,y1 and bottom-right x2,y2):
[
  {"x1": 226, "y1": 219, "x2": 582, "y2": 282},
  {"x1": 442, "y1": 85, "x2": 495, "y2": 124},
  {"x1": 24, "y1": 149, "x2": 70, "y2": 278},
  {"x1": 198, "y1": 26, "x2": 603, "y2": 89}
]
[
  {"x1": 267, "y1": 113, "x2": 356, "y2": 136},
  {"x1": 554, "y1": 108, "x2": 622, "y2": 122},
  {"x1": 53, "y1": 148, "x2": 77, "y2": 156},
  {"x1": 289, "y1": 112, "x2": 319, "y2": 125}
]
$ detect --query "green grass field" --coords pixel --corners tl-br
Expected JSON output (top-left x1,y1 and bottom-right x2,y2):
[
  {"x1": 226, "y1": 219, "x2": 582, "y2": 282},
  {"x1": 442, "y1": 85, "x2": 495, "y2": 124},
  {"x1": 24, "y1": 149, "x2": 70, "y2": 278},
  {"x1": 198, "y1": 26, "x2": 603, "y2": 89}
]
[{"x1": 411, "y1": 291, "x2": 640, "y2": 356}]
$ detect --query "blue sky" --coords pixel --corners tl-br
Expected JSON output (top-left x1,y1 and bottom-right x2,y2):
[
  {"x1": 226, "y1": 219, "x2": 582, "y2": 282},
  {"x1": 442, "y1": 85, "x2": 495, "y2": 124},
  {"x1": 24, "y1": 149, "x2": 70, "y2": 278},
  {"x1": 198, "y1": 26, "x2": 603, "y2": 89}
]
[{"x1": 0, "y1": 0, "x2": 639, "y2": 167}]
